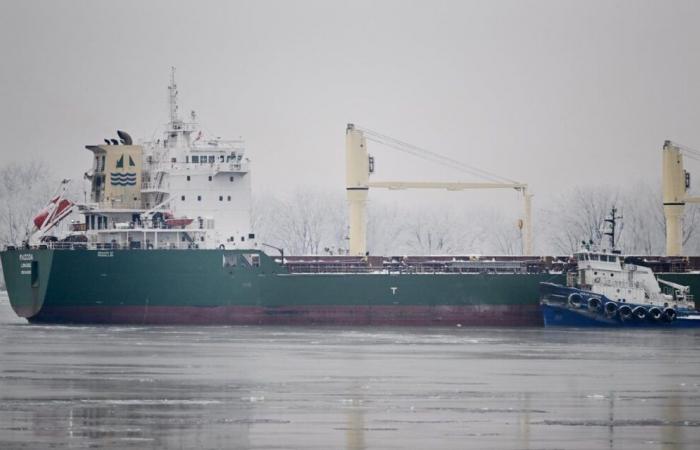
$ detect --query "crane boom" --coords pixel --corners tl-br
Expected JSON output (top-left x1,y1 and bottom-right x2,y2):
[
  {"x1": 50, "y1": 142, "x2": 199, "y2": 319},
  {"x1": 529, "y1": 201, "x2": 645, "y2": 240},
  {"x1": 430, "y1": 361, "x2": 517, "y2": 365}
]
[{"x1": 346, "y1": 124, "x2": 533, "y2": 256}]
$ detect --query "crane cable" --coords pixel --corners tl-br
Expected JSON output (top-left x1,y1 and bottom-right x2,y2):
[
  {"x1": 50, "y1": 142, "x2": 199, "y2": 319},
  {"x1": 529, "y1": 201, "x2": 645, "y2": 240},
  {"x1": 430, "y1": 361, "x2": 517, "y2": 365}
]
[
  {"x1": 355, "y1": 126, "x2": 520, "y2": 185},
  {"x1": 671, "y1": 142, "x2": 700, "y2": 162}
]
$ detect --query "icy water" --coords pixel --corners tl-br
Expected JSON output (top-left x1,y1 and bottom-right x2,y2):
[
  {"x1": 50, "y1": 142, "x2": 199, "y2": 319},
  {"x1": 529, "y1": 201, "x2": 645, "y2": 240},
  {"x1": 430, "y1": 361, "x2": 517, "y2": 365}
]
[{"x1": 1, "y1": 293, "x2": 700, "y2": 449}]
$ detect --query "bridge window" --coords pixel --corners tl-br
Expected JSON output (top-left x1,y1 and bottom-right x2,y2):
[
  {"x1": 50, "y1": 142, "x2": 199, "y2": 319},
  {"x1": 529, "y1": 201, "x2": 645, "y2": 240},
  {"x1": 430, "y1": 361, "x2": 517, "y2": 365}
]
[
  {"x1": 227, "y1": 196, "x2": 231, "y2": 201},
  {"x1": 187, "y1": 175, "x2": 190, "y2": 181},
  {"x1": 181, "y1": 195, "x2": 185, "y2": 201},
  {"x1": 197, "y1": 195, "x2": 202, "y2": 201},
  {"x1": 208, "y1": 176, "x2": 212, "y2": 181},
  {"x1": 192, "y1": 155, "x2": 199, "y2": 163},
  {"x1": 208, "y1": 156, "x2": 215, "y2": 163},
  {"x1": 229, "y1": 176, "x2": 234, "y2": 182},
  {"x1": 219, "y1": 195, "x2": 223, "y2": 201}
]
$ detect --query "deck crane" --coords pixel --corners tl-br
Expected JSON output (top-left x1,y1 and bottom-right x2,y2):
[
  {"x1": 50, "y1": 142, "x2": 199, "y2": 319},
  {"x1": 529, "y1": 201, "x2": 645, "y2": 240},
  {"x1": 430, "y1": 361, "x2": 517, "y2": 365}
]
[
  {"x1": 662, "y1": 140, "x2": 700, "y2": 255},
  {"x1": 346, "y1": 124, "x2": 533, "y2": 256}
]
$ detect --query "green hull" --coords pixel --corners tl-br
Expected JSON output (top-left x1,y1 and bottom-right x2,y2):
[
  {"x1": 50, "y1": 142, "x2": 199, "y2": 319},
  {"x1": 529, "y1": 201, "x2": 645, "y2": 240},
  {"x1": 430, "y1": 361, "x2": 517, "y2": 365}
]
[{"x1": 12, "y1": 248, "x2": 698, "y2": 326}]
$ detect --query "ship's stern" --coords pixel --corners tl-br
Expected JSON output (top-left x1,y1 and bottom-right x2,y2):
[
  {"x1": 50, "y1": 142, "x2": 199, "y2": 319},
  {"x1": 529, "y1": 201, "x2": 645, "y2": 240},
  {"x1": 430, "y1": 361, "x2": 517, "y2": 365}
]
[{"x1": 0, "y1": 248, "x2": 54, "y2": 319}]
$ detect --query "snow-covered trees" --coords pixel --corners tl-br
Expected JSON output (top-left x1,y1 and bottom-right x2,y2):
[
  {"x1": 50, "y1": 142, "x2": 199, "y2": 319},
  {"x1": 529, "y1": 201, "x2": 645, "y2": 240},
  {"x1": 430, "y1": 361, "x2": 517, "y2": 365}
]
[
  {"x1": 251, "y1": 181, "x2": 699, "y2": 257},
  {"x1": 0, "y1": 161, "x2": 55, "y2": 247},
  {"x1": 541, "y1": 182, "x2": 700, "y2": 255},
  {"x1": 252, "y1": 188, "x2": 346, "y2": 255}
]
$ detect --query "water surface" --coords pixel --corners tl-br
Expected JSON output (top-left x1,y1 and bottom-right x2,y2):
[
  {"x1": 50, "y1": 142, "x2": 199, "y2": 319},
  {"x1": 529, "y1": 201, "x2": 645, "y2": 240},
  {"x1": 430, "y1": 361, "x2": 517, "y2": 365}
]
[{"x1": 1, "y1": 292, "x2": 699, "y2": 449}]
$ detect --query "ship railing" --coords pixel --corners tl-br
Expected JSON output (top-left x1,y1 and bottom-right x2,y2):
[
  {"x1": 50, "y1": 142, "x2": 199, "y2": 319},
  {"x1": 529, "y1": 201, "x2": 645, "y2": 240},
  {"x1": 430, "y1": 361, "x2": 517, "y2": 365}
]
[
  {"x1": 285, "y1": 258, "x2": 541, "y2": 274},
  {"x1": 151, "y1": 161, "x2": 247, "y2": 173},
  {"x1": 37, "y1": 241, "x2": 204, "y2": 251}
]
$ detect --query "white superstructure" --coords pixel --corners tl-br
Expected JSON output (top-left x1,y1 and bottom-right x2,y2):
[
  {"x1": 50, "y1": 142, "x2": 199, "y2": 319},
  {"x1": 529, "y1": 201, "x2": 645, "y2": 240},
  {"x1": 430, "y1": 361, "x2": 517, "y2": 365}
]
[{"x1": 74, "y1": 68, "x2": 256, "y2": 250}]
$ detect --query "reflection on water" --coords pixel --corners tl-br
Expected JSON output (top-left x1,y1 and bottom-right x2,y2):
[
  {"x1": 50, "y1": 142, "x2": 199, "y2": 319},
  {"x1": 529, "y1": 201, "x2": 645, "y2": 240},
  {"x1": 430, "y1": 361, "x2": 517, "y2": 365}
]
[{"x1": 2, "y1": 293, "x2": 700, "y2": 449}]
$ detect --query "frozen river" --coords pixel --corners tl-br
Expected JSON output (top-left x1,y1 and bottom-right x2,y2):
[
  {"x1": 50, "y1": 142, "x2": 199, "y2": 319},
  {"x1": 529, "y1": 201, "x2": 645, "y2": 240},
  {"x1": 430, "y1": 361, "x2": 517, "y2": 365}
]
[{"x1": 1, "y1": 292, "x2": 699, "y2": 449}]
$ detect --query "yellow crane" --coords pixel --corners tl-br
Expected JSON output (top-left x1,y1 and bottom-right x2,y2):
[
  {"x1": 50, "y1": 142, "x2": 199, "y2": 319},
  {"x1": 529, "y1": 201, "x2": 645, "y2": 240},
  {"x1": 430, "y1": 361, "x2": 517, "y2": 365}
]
[
  {"x1": 662, "y1": 140, "x2": 700, "y2": 255},
  {"x1": 345, "y1": 124, "x2": 533, "y2": 256}
]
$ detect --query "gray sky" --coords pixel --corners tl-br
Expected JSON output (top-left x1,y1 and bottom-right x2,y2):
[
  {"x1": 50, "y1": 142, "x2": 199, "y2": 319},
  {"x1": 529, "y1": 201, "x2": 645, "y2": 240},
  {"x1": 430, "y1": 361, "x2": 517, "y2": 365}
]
[{"x1": 2, "y1": 0, "x2": 700, "y2": 211}]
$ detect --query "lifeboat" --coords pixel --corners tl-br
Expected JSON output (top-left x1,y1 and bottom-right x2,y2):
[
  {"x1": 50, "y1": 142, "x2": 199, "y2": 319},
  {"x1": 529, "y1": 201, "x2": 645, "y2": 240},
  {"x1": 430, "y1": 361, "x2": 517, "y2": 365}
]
[
  {"x1": 33, "y1": 197, "x2": 73, "y2": 229},
  {"x1": 166, "y1": 217, "x2": 194, "y2": 228},
  {"x1": 162, "y1": 212, "x2": 194, "y2": 229}
]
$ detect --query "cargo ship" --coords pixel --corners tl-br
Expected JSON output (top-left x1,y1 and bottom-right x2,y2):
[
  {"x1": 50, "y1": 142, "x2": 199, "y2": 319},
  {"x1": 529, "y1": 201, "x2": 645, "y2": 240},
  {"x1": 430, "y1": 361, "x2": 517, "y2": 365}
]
[{"x1": 2, "y1": 72, "x2": 700, "y2": 326}]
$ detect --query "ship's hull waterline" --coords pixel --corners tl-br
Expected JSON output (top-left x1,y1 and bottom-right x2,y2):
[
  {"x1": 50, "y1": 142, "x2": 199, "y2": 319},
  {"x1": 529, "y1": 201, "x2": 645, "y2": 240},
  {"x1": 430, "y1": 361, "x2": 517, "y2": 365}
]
[{"x1": 0, "y1": 248, "x2": 573, "y2": 326}]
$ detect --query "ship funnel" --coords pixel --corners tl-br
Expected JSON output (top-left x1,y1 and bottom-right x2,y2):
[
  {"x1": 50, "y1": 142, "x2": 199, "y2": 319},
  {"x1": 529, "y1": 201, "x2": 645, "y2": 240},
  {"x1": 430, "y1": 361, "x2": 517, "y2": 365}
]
[{"x1": 117, "y1": 130, "x2": 133, "y2": 145}]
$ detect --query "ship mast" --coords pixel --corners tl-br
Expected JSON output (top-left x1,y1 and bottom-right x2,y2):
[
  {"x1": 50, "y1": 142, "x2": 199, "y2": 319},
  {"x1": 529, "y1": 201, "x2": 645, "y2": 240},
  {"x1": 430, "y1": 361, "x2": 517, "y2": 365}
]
[{"x1": 168, "y1": 66, "x2": 181, "y2": 129}]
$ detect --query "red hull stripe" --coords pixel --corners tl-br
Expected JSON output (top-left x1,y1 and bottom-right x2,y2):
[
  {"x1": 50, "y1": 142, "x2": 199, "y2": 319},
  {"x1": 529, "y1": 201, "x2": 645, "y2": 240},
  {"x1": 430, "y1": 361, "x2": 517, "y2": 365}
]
[{"x1": 32, "y1": 304, "x2": 543, "y2": 326}]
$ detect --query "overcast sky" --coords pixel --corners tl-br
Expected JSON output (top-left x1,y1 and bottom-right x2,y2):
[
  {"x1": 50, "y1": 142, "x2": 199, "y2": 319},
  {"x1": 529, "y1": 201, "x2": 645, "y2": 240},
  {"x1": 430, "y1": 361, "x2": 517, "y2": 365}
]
[{"x1": 2, "y1": 0, "x2": 700, "y2": 211}]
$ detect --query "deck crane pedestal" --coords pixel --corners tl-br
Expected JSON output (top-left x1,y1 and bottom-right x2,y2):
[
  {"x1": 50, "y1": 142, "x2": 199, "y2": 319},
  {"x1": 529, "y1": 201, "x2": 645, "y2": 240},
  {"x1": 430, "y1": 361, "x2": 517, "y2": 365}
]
[
  {"x1": 662, "y1": 140, "x2": 700, "y2": 256},
  {"x1": 345, "y1": 124, "x2": 533, "y2": 256}
]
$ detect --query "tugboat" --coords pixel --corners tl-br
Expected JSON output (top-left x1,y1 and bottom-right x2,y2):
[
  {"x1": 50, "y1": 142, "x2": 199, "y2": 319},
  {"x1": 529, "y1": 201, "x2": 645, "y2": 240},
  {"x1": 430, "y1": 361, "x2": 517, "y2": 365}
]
[{"x1": 540, "y1": 207, "x2": 700, "y2": 328}]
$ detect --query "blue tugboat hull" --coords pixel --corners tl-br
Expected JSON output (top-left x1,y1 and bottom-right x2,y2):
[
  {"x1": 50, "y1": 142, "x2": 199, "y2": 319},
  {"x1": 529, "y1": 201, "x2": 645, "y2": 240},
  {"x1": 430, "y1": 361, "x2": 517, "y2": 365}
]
[{"x1": 540, "y1": 282, "x2": 700, "y2": 328}]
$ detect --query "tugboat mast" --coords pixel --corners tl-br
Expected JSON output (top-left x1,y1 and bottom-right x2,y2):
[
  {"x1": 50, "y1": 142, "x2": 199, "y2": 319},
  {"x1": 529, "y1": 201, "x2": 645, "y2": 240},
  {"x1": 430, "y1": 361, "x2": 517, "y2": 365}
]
[{"x1": 604, "y1": 206, "x2": 622, "y2": 253}]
